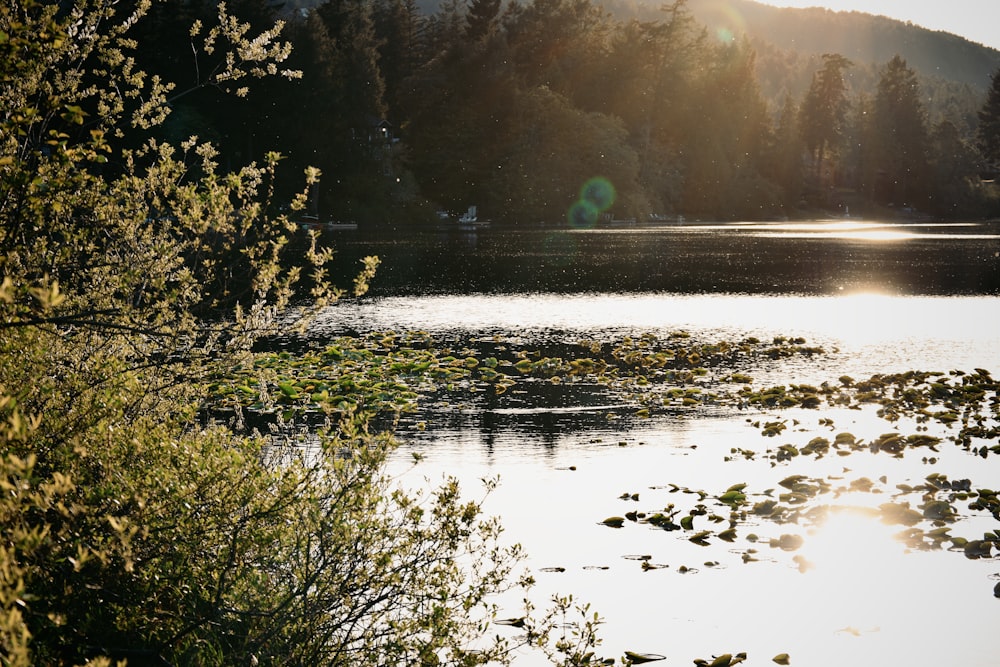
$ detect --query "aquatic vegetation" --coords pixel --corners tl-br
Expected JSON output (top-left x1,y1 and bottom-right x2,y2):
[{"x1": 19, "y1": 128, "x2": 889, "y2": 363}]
[
  {"x1": 693, "y1": 652, "x2": 747, "y2": 666},
  {"x1": 205, "y1": 328, "x2": 1000, "y2": 661}
]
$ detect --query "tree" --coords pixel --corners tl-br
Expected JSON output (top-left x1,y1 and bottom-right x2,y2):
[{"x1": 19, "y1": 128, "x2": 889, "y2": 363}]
[
  {"x1": 493, "y1": 86, "x2": 645, "y2": 223},
  {"x1": 870, "y1": 54, "x2": 930, "y2": 207},
  {"x1": 680, "y1": 40, "x2": 778, "y2": 219},
  {"x1": 466, "y1": 0, "x2": 503, "y2": 40},
  {"x1": 849, "y1": 91, "x2": 879, "y2": 201},
  {"x1": 798, "y1": 53, "x2": 852, "y2": 190},
  {"x1": 372, "y1": 0, "x2": 425, "y2": 119},
  {"x1": 927, "y1": 118, "x2": 982, "y2": 216},
  {"x1": 977, "y1": 66, "x2": 1000, "y2": 176},
  {"x1": 502, "y1": 0, "x2": 609, "y2": 95},
  {"x1": 598, "y1": 2, "x2": 703, "y2": 213},
  {"x1": 285, "y1": 0, "x2": 391, "y2": 220},
  {"x1": 0, "y1": 2, "x2": 598, "y2": 665},
  {"x1": 766, "y1": 94, "x2": 806, "y2": 205}
]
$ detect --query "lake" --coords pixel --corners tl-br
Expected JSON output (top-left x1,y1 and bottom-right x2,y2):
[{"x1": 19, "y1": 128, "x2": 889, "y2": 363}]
[{"x1": 307, "y1": 219, "x2": 1000, "y2": 666}]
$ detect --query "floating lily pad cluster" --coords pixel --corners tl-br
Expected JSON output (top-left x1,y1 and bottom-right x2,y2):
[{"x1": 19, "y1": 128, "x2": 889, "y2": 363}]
[
  {"x1": 596, "y1": 469, "x2": 1000, "y2": 579},
  {"x1": 740, "y1": 369, "x2": 1000, "y2": 452},
  {"x1": 693, "y1": 651, "x2": 747, "y2": 666},
  {"x1": 207, "y1": 330, "x2": 836, "y2": 426},
  {"x1": 212, "y1": 336, "x2": 999, "y2": 462}
]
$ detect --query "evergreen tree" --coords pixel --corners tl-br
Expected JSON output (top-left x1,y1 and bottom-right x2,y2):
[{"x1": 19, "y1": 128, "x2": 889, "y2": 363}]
[
  {"x1": 681, "y1": 40, "x2": 777, "y2": 219},
  {"x1": 285, "y1": 0, "x2": 390, "y2": 219},
  {"x1": 977, "y1": 66, "x2": 1000, "y2": 176},
  {"x1": 372, "y1": 0, "x2": 425, "y2": 118},
  {"x1": 502, "y1": 0, "x2": 608, "y2": 94},
  {"x1": 600, "y1": 2, "x2": 703, "y2": 213},
  {"x1": 850, "y1": 91, "x2": 879, "y2": 201},
  {"x1": 798, "y1": 53, "x2": 852, "y2": 189},
  {"x1": 767, "y1": 93, "x2": 805, "y2": 205},
  {"x1": 871, "y1": 54, "x2": 930, "y2": 207},
  {"x1": 466, "y1": 0, "x2": 503, "y2": 40},
  {"x1": 928, "y1": 118, "x2": 981, "y2": 216},
  {"x1": 402, "y1": 3, "x2": 519, "y2": 216}
]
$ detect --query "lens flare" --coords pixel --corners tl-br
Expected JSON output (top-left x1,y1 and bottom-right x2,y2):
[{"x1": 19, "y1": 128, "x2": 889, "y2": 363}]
[
  {"x1": 700, "y1": 0, "x2": 747, "y2": 43},
  {"x1": 567, "y1": 199, "x2": 599, "y2": 229},
  {"x1": 580, "y1": 177, "x2": 616, "y2": 212},
  {"x1": 569, "y1": 177, "x2": 615, "y2": 228}
]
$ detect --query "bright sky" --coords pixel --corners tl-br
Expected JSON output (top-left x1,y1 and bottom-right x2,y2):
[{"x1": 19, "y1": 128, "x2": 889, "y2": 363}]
[{"x1": 758, "y1": 1, "x2": 1000, "y2": 51}]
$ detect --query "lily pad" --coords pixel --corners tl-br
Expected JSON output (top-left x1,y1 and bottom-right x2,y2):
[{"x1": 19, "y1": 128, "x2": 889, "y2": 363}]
[
  {"x1": 624, "y1": 651, "x2": 666, "y2": 664},
  {"x1": 776, "y1": 534, "x2": 804, "y2": 551},
  {"x1": 689, "y1": 530, "x2": 712, "y2": 545}
]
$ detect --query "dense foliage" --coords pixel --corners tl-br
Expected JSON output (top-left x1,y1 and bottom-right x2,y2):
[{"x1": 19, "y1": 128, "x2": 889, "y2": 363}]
[
  {"x1": 1, "y1": 0, "x2": 998, "y2": 665},
  {"x1": 123, "y1": 0, "x2": 1000, "y2": 223},
  {"x1": 979, "y1": 68, "x2": 1000, "y2": 176},
  {"x1": 0, "y1": 2, "x2": 605, "y2": 665}
]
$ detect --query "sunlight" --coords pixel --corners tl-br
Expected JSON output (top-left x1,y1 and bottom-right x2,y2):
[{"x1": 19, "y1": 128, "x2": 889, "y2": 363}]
[
  {"x1": 803, "y1": 504, "x2": 906, "y2": 573},
  {"x1": 698, "y1": 0, "x2": 747, "y2": 43},
  {"x1": 725, "y1": 220, "x2": 1000, "y2": 241},
  {"x1": 795, "y1": 503, "x2": 911, "y2": 628},
  {"x1": 735, "y1": 220, "x2": 916, "y2": 241},
  {"x1": 763, "y1": 229, "x2": 916, "y2": 241}
]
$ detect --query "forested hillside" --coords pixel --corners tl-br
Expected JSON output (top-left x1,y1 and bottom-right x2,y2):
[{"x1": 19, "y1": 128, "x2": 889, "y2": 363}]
[
  {"x1": 682, "y1": 0, "x2": 1000, "y2": 137},
  {"x1": 681, "y1": 0, "x2": 1000, "y2": 87},
  {"x1": 128, "y1": 0, "x2": 1000, "y2": 223}
]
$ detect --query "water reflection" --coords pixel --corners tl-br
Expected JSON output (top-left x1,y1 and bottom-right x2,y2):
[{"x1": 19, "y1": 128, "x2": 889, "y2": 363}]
[
  {"x1": 799, "y1": 503, "x2": 906, "y2": 579},
  {"x1": 318, "y1": 221, "x2": 1000, "y2": 295},
  {"x1": 687, "y1": 220, "x2": 1000, "y2": 241},
  {"x1": 303, "y1": 223, "x2": 1000, "y2": 666},
  {"x1": 315, "y1": 292, "x2": 1000, "y2": 382}
]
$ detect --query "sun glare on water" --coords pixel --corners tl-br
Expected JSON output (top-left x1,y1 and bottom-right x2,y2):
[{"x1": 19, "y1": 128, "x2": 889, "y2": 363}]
[
  {"x1": 738, "y1": 220, "x2": 915, "y2": 241},
  {"x1": 790, "y1": 501, "x2": 932, "y2": 635},
  {"x1": 799, "y1": 503, "x2": 906, "y2": 581},
  {"x1": 722, "y1": 219, "x2": 999, "y2": 241}
]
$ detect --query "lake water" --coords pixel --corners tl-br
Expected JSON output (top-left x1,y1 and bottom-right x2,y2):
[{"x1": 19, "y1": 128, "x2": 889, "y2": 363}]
[{"x1": 309, "y1": 220, "x2": 1000, "y2": 666}]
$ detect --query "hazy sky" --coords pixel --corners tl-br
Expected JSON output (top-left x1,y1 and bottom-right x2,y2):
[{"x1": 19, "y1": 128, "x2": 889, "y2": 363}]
[{"x1": 757, "y1": 1, "x2": 1000, "y2": 51}]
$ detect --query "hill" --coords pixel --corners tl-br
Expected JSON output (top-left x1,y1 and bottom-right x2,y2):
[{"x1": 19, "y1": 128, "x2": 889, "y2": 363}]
[
  {"x1": 366, "y1": 0, "x2": 1000, "y2": 93},
  {"x1": 683, "y1": 0, "x2": 1000, "y2": 89},
  {"x1": 596, "y1": 0, "x2": 1000, "y2": 130}
]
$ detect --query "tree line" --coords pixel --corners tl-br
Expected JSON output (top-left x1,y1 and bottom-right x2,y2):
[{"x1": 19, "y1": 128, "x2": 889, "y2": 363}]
[{"x1": 130, "y1": 0, "x2": 1000, "y2": 224}]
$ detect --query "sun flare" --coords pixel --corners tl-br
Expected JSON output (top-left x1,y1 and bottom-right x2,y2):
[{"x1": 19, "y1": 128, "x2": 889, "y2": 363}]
[
  {"x1": 802, "y1": 505, "x2": 907, "y2": 573},
  {"x1": 791, "y1": 503, "x2": 915, "y2": 628}
]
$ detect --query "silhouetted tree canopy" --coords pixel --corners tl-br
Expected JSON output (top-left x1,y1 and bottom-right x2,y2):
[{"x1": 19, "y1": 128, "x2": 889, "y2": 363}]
[
  {"x1": 124, "y1": 0, "x2": 1000, "y2": 222},
  {"x1": 978, "y1": 67, "x2": 1000, "y2": 174}
]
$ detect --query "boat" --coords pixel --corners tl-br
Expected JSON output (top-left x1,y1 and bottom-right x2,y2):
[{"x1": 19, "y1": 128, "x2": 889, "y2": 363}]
[{"x1": 456, "y1": 205, "x2": 490, "y2": 230}]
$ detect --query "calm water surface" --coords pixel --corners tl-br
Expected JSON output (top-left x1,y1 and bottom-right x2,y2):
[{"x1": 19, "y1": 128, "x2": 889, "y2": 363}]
[{"x1": 310, "y1": 220, "x2": 1000, "y2": 665}]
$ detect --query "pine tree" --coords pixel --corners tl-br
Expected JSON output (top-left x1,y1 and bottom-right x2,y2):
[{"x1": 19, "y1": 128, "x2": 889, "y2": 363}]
[
  {"x1": 466, "y1": 0, "x2": 502, "y2": 40},
  {"x1": 798, "y1": 53, "x2": 852, "y2": 187},
  {"x1": 977, "y1": 67, "x2": 1000, "y2": 176},
  {"x1": 770, "y1": 93, "x2": 805, "y2": 203},
  {"x1": 871, "y1": 55, "x2": 930, "y2": 207}
]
